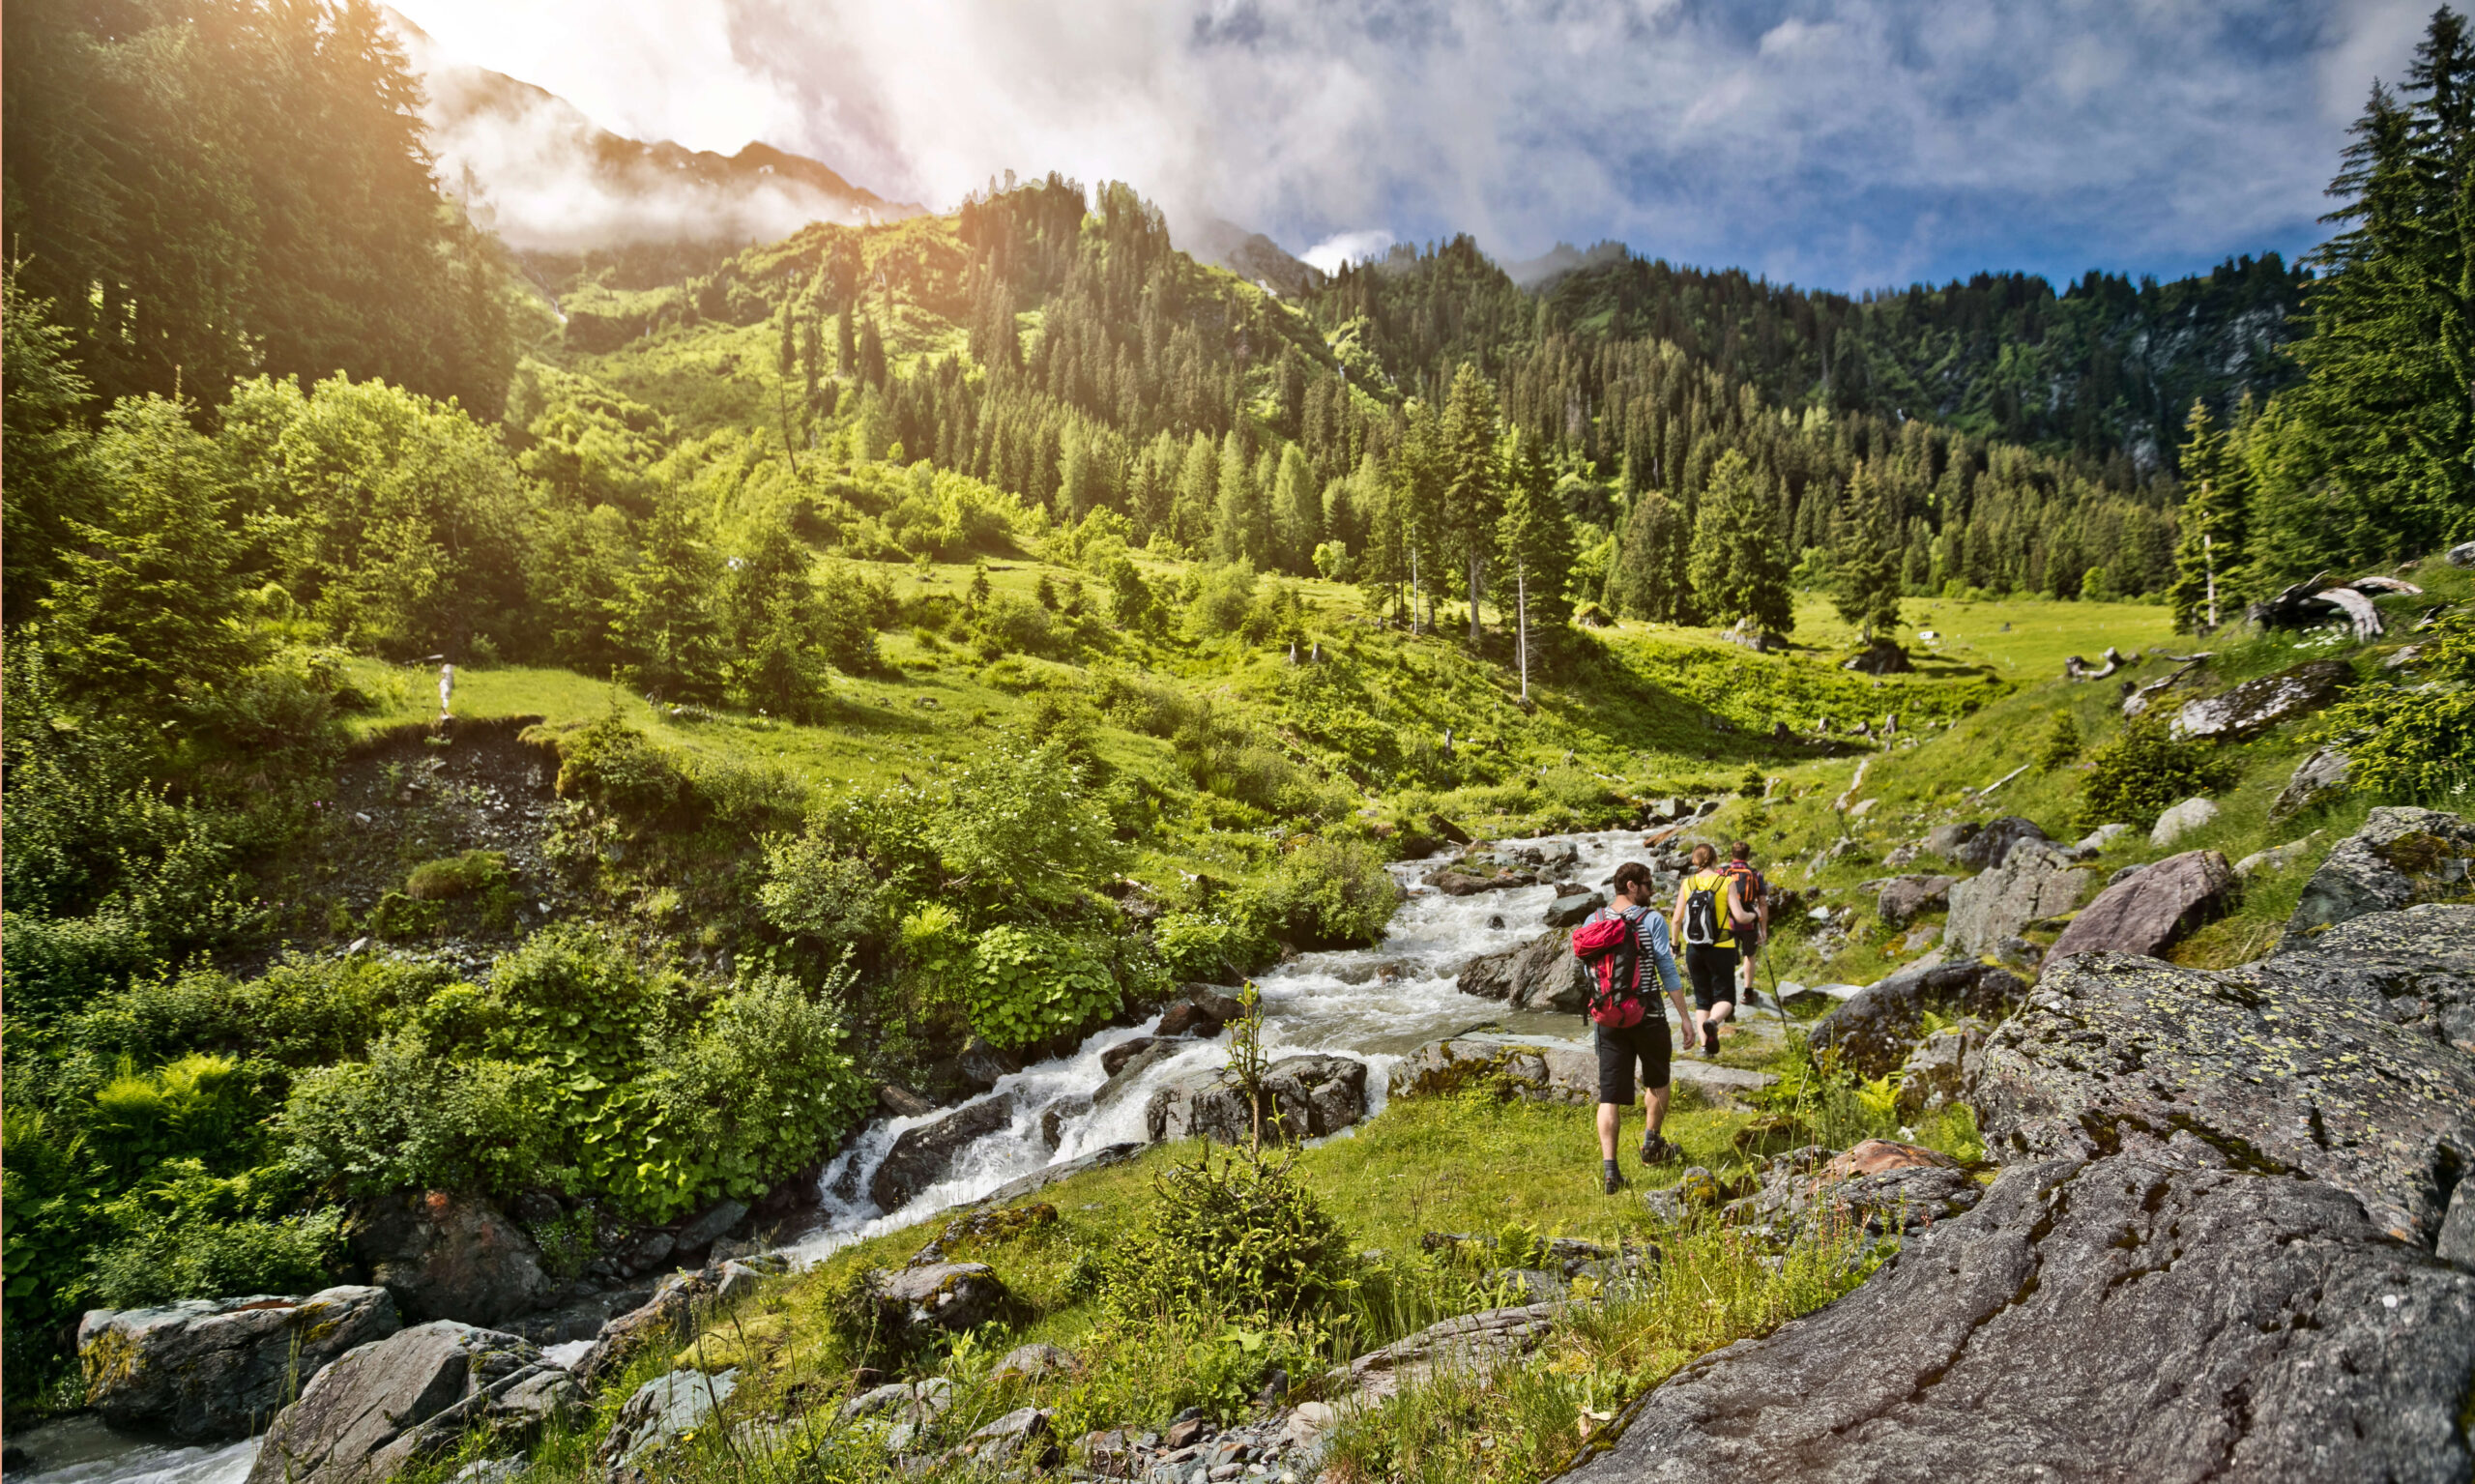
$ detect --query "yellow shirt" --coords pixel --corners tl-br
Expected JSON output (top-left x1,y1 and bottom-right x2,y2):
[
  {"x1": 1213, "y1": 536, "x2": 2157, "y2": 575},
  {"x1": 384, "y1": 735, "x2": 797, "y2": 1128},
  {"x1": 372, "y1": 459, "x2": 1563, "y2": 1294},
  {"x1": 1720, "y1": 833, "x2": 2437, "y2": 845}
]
[{"x1": 1682, "y1": 870, "x2": 1736, "y2": 949}]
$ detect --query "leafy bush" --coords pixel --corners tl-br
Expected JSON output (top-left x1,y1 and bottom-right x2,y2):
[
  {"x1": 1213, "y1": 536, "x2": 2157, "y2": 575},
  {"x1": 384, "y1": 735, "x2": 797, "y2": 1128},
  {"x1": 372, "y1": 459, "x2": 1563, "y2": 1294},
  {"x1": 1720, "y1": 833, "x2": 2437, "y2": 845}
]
[
  {"x1": 2076, "y1": 715, "x2": 2240, "y2": 829},
  {"x1": 1185, "y1": 563, "x2": 1260, "y2": 640},
  {"x1": 969, "y1": 925, "x2": 1121, "y2": 1049},
  {"x1": 928, "y1": 742, "x2": 1126, "y2": 910},
  {"x1": 1245, "y1": 839, "x2": 1399, "y2": 950},
  {"x1": 405, "y1": 849, "x2": 511, "y2": 902},
  {"x1": 277, "y1": 1030, "x2": 565, "y2": 1200},
  {"x1": 88, "y1": 1054, "x2": 260, "y2": 1178},
  {"x1": 1103, "y1": 1148, "x2": 1355, "y2": 1324},
  {"x1": 542, "y1": 713, "x2": 685, "y2": 820},
  {"x1": 758, "y1": 832, "x2": 887, "y2": 954},
  {"x1": 978, "y1": 594, "x2": 1057, "y2": 657},
  {"x1": 609, "y1": 972, "x2": 874, "y2": 1219},
  {"x1": 1152, "y1": 911, "x2": 1268, "y2": 984},
  {"x1": 87, "y1": 1160, "x2": 344, "y2": 1309}
]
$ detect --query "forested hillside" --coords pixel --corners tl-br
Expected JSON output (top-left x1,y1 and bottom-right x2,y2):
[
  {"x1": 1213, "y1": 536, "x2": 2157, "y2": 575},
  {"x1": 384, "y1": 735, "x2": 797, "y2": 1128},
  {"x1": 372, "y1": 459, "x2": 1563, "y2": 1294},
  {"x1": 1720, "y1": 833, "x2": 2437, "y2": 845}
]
[{"x1": 7, "y1": 0, "x2": 2475, "y2": 1455}]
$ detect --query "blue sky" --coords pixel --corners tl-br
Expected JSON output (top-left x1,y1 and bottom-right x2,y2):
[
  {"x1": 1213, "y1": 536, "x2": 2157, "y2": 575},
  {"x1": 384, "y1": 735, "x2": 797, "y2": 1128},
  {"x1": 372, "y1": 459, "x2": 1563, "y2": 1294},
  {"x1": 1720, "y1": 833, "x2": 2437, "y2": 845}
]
[{"x1": 393, "y1": 0, "x2": 2431, "y2": 293}]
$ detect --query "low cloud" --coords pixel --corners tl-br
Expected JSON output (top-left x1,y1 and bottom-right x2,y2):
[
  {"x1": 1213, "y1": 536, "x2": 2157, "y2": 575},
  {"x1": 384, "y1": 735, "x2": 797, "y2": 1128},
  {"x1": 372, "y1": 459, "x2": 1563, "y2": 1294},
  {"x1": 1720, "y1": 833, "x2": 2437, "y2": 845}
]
[
  {"x1": 393, "y1": 0, "x2": 2432, "y2": 288},
  {"x1": 1300, "y1": 230, "x2": 1396, "y2": 276}
]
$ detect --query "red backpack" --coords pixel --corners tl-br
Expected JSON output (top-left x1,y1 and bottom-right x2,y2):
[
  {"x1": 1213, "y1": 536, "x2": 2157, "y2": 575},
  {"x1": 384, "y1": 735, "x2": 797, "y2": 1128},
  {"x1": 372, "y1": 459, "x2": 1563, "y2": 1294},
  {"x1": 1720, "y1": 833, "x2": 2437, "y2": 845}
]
[{"x1": 1571, "y1": 909, "x2": 1646, "y2": 1028}]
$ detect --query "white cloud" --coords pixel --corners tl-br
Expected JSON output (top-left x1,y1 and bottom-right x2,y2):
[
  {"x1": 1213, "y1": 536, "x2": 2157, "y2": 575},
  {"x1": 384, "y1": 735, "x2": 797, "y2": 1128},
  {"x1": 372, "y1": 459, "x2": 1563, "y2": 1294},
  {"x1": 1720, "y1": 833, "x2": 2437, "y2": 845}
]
[
  {"x1": 1301, "y1": 229, "x2": 1397, "y2": 276},
  {"x1": 389, "y1": 0, "x2": 2437, "y2": 288}
]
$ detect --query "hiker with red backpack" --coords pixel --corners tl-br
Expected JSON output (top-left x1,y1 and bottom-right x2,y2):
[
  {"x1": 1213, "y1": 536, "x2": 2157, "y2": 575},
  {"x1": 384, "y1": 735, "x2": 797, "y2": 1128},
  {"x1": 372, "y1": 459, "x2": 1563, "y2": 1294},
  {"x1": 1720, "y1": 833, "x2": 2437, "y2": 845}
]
[
  {"x1": 1673, "y1": 843, "x2": 1744, "y2": 1058},
  {"x1": 1570, "y1": 860, "x2": 1697, "y2": 1195}
]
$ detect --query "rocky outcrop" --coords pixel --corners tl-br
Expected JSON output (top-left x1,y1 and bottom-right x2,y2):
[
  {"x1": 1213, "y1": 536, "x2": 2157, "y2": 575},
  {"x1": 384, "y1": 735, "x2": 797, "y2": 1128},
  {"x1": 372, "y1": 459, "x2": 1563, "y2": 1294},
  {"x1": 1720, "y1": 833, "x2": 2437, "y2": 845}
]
[
  {"x1": 1892, "y1": 1020, "x2": 1988, "y2": 1117},
  {"x1": 1808, "y1": 962, "x2": 2027, "y2": 1080},
  {"x1": 2281, "y1": 805, "x2": 2475, "y2": 950},
  {"x1": 350, "y1": 1191, "x2": 555, "y2": 1328},
  {"x1": 246, "y1": 1322, "x2": 581, "y2": 1484},
  {"x1": 1564, "y1": 909, "x2": 2475, "y2": 1484},
  {"x1": 1155, "y1": 986, "x2": 1245, "y2": 1037},
  {"x1": 2270, "y1": 746, "x2": 2351, "y2": 820},
  {"x1": 1146, "y1": 1056, "x2": 1366, "y2": 1144},
  {"x1": 1952, "y1": 816, "x2": 2049, "y2": 871},
  {"x1": 870, "y1": 1095, "x2": 1014, "y2": 1211},
  {"x1": 1324, "y1": 1303, "x2": 1564, "y2": 1405},
  {"x1": 868, "y1": 1262, "x2": 1005, "y2": 1334},
  {"x1": 572, "y1": 1268, "x2": 713, "y2": 1389},
  {"x1": 1944, "y1": 841, "x2": 2089, "y2": 956},
  {"x1": 2045, "y1": 849, "x2": 2233, "y2": 961},
  {"x1": 1456, "y1": 929, "x2": 1587, "y2": 1010},
  {"x1": 1545, "y1": 890, "x2": 1608, "y2": 928},
  {"x1": 972, "y1": 1142, "x2": 1145, "y2": 1208},
  {"x1": 597, "y1": 1367, "x2": 737, "y2": 1482},
  {"x1": 79, "y1": 1286, "x2": 399, "y2": 1440},
  {"x1": 2170, "y1": 658, "x2": 2351, "y2": 741},
  {"x1": 1871, "y1": 875, "x2": 1954, "y2": 928}
]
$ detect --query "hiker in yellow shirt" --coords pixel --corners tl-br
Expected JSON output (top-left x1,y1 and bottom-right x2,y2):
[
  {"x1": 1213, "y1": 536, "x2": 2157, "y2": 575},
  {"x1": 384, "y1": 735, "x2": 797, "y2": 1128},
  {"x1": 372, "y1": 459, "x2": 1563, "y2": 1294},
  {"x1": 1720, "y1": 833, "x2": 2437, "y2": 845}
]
[{"x1": 1671, "y1": 843, "x2": 1742, "y2": 1058}]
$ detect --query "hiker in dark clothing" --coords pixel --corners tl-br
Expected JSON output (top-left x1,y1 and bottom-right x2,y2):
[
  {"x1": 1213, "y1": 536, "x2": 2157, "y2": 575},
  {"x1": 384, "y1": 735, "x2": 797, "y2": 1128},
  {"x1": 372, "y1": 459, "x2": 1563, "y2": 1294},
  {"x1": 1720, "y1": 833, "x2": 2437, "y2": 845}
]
[
  {"x1": 1721, "y1": 840, "x2": 1771, "y2": 1009},
  {"x1": 1585, "y1": 860, "x2": 1697, "y2": 1194}
]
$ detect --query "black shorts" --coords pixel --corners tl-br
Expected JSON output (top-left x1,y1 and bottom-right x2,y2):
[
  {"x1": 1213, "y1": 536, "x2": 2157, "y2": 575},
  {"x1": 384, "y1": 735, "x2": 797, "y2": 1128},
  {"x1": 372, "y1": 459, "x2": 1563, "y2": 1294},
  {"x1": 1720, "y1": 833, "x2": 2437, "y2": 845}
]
[
  {"x1": 1594, "y1": 1017, "x2": 1672, "y2": 1105},
  {"x1": 1686, "y1": 946, "x2": 1739, "y2": 1009}
]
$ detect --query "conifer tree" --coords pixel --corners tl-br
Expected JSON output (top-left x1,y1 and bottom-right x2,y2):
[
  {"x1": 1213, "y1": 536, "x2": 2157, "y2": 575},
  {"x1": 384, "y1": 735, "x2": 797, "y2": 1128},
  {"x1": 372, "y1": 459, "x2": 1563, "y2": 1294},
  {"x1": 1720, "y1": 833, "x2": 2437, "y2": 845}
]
[
  {"x1": 1687, "y1": 451, "x2": 1793, "y2": 637},
  {"x1": 1272, "y1": 445, "x2": 1320, "y2": 574},
  {"x1": 2168, "y1": 398, "x2": 2251, "y2": 631},
  {"x1": 1214, "y1": 430, "x2": 1264, "y2": 567},
  {"x1": 617, "y1": 504, "x2": 725, "y2": 703},
  {"x1": 1173, "y1": 432, "x2": 1217, "y2": 549},
  {"x1": 1441, "y1": 364, "x2": 1505, "y2": 638},
  {"x1": 1832, "y1": 467, "x2": 1903, "y2": 642},
  {"x1": 1497, "y1": 428, "x2": 1576, "y2": 700},
  {"x1": 1605, "y1": 491, "x2": 1690, "y2": 622}
]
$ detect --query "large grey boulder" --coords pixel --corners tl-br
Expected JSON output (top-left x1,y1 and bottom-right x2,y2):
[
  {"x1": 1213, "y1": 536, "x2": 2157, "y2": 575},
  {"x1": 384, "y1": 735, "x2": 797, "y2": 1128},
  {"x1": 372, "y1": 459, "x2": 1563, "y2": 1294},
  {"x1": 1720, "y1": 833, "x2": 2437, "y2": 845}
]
[
  {"x1": 2281, "y1": 805, "x2": 2475, "y2": 950},
  {"x1": 1944, "y1": 841, "x2": 2089, "y2": 956},
  {"x1": 2171, "y1": 658, "x2": 2351, "y2": 742},
  {"x1": 2269, "y1": 745, "x2": 2351, "y2": 820},
  {"x1": 246, "y1": 1321, "x2": 582, "y2": 1484},
  {"x1": 1563, "y1": 909, "x2": 2475, "y2": 1484},
  {"x1": 2148, "y1": 796, "x2": 2219, "y2": 848},
  {"x1": 1146, "y1": 1055, "x2": 1367, "y2": 1145},
  {"x1": 869, "y1": 1094, "x2": 1014, "y2": 1211},
  {"x1": 79, "y1": 1286, "x2": 399, "y2": 1440},
  {"x1": 1323, "y1": 1303, "x2": 1565, "y2": 1405},
  {"x1": 867, "y1": 1262, "x2": 1005, "y2": 1334},
  {"x1": 1458, "y1": 929, "x2": 1588, "y2": 1011},
  {"x1": 1808, "y1": 962, "x2": 2026, "y2": 1080},
  {"x1": 2045, "y1": 849, "x2": 2234, "y2": 961},
  {"x1": 1545, "y1": 890, "x2": 1608, "y2": 928},
  {"x1": 350, "y1": 1191, "x2": 555, "y2": 1328}
]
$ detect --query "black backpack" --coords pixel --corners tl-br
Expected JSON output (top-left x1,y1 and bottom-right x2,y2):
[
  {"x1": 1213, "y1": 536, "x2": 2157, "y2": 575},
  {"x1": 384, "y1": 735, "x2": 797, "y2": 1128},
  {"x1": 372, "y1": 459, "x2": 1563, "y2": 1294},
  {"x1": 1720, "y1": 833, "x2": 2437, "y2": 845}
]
[{"x1": 1683, "y1": 878, "x2": 1723, "y2": 946}]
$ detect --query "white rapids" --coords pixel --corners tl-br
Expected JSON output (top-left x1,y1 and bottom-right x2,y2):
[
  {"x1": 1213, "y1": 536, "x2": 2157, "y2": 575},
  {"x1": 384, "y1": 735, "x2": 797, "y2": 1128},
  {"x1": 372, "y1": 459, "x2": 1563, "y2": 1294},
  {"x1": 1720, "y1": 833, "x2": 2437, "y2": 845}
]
[{"x1": 781, "y1": 828, "x2": 1656, "y2": 1263}]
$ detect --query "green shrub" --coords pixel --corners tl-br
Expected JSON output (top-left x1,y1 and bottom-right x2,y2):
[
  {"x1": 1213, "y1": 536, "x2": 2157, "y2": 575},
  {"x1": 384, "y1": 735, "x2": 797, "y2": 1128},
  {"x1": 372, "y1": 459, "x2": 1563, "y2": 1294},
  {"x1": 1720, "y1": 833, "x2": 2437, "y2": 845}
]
[
  {"x1": 604, "y1": 971, "x2": 875, "y2": 1220},
  {"x1": 542, "y1": 713, "x2": 685, "y2": 820},
  {"x1": 2076, "y1": 715, "x2": 2240, "y2": 830},
  {"x1": 978, "y1": 594, "x2": 1057, "y2": 656},
  {"x1": 277, "y1": 1030, "x2": 565, "y2": 1200},
  {"x1": 87, "y1": 1159, "x2": 345, "y2": 1309},
  {"x1": 1185, "y1": 563, "x2": 1259, "y2": 640},
  {"x1": 89, "y1": 1054, "x2": 260, "y2": 1178},
  {"x1": 2036, "y1": 712, "x2": 2082, "y2": 771},
  {"x1": 928, "y1": 742, "x2": 1126, "y2": 910},
  {"x1": 405, "y1": 849, "x2": 512, "y2": 908},
  {"x1": 758, "y1": 832, "x2": 887, "y2": 955},
  {"x1": 969, "y1": 925, "x2": 1121, "y2": 1049},
  {"x1": 1103, "y1": 1147, "x2": 1355, "y2": 1324},
  {"x1": 2315, "y1": 611, "x2": 2475, "y2": 802},
  {"x1": 1246, "y1": 839, "x2": 1400, "y2": 950},
  {"x1": 1152, "y1": 911, "x2": 1267, "y2": 984}
]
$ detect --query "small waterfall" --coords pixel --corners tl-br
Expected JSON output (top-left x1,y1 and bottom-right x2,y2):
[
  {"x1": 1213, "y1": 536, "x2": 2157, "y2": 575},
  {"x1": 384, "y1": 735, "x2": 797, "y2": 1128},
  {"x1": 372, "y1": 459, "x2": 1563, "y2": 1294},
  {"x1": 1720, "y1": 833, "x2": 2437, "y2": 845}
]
[{"x1": 783, "y1": 829, "x2": 1644, "y2": 1261}]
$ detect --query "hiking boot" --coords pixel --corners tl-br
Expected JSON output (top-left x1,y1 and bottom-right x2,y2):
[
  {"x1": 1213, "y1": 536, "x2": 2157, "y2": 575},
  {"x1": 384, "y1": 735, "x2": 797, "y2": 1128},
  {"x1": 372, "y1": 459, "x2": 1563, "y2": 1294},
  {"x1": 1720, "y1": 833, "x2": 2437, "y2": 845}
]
[
  {"x1": 1703, "y1": 1021, "x2": 1721, "y2": 1058},
  {"x1": 1640, "y1": 1132, "x2": 1679, "y2": 1167},
  {"x1": 1602, "y1": 1160, "x2": 1627, "y2": 1195}
]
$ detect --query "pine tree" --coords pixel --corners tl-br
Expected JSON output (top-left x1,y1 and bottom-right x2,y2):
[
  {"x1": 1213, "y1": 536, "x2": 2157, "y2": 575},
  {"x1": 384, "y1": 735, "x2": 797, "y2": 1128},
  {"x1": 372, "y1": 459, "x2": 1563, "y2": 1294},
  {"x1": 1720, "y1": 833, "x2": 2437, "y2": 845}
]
[
  {"x1": 1832, "y1": 467, "x2": 1903, "y2": 643},
  {"x1": 1497, "y1": 428, "x2": 1577, "y2": 700},
  {"x1": 1441, "y1": 364, "x2": 1505, "y2": 638},
  {"x1": 2286, "y1": 11, "x2": 2475, "y2": 571},
  {"x1": 1173, "y1": 431, "x2": 1217, "y2": 550},
  {"x1": 616, "y1": 504, "x2": 725, "y2": 703},
  {"x1": 1272, "y1": 445, "x2": 1320, "y2": 574},
  {"x1": 1213, "y1": 430, "x2": 1264, "y2": 567},
  {"x1": 2168, "y1": 398, "x2": 2250, "y2": 631},
  {"x1": 1605, "y1": 491, "x2": 1690, "y2": 622},
  {"x1": 1687, "y1": 451, "x2": 1793, "y2": 636}
]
